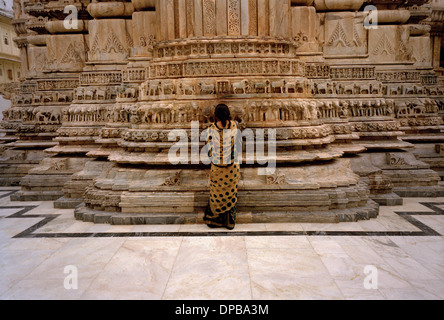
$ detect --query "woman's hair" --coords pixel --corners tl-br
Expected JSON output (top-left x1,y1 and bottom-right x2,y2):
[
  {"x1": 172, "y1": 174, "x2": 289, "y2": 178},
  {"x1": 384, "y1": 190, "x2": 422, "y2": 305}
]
[{"x1": 214, "y1": 104, "x2": 231, "y2": 128}]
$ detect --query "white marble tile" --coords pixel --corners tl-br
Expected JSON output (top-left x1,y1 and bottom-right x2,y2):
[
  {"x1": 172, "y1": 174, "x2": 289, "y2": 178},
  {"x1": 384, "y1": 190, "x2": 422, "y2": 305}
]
[
  {"x1": 334, "y1": 280, "x2": 385, "y2": 300},
  {"x1": 35, "y1": 217, "x2": 78, "y2": 234},
  {"x1": 251, "y1": 274, "x2": 343, "y2": 300},
  {"x1": 25, "y1": 238, "x2": 126, "y2": 281},
  {"x1": 1, "y1": 238, "x2": 69, "y2": 251},
  {"x1": 421, "y1": 263, "x2": 444, "y2": 280},
  {"x1": 264, "y1": 223, "x2": 304, "y2": 232},
  {"x1": 179, "y1": 224, "x2": 222, "y2": 233},
  {"x1": 0, "y1": 248, "x2": 57, "y2": 294},
  {"x1": 82, "y1": 238, "x2": 181, "y2": 300},
  {"x1": 233, "y1": 223, "x2": 267, "y2": 232},
  {"x1": 85, "y1": 223, "x2": 112, "y2": 233},
  {"x1": 0, "y1": 208, "x2": 23, "y2": 217},
  {"x1": 52, "y1": 209, "x2": 76, "y2": 219},
  {"x1": 247, "y1": 248, "x2": 328, "y2": 279},
  {"x1": 163, "y1": 237, "x2": 251, "y2": 300},
  {"x1": 357, "y1": 218, "x2": 396, "y2": 232},
  {"x1": 382, "y1": 256, "x2": 440, "y2": 281},
  {"x1": 361, "y1": 213, "x2": 421, "y2": 232},
  {"x1": 379, "y1": 288, "x2": 428, "y2": 300},
  {"x1": 407, "y1": 279, "x2": 444, "y2": 299},
  {"x1": 132, "y1": 224, "x2": 181, "y2": 233},
  {"x1": 0, "y1": 217, "x2": 42, "y2": 239},
  {"x1": 389, "y1": 236, "x2": 444, "y2": 265},
  {"x1": 333, "y1": 235, "x2": 370, "y2": 247},
  {"x1": 340, "y1": 243, "x2": 386, "y2": 265},
  {"x1": 361, "y1": 236, "x2": 411, "y2": 260},
  {"x1": 320, "y1": 256, "x2": 367, "y2": 282},
  {"x1": 309, "y1": 237, "x2": 349, "y2": 257},
  {"x1": 413, "y1": 215, "x2": 444, "y2": 235},
  {"x1": 123, "y1": 237, "x2": 183, "y2": 250},
  {"x1": 59, "y1": 220, "x2": 96, "y2": 233},
  {"x1": 364, "y1": 264, "x2": 412, "y2": 290},
  {"x1": 245, "y1": 235, "x2": 311, "y2": 249},
  {"x1": 0, "y1": 278, "x2": 94, "y2": 300},
  {"x1": 395, "y1": 199, "x2": 437, "y2": 212},
  {"x1": 102, "y1": 225, "x2": 135, "y2": 233},
  {"x1": 1, "y1": 196, "x2": 444, "y2": 300}
]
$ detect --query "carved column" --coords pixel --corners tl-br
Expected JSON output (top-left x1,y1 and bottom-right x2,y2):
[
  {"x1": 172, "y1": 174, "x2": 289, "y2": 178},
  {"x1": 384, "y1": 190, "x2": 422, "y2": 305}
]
[
  {"x1": 76, "y1": 0, "x2": 377, "y2": 224},
  {"x1": 269, "y1": 0, "x2": 290, "y2": 38},
  {"x1": 10, "y1": 0, "x2": 92, "y2": 201},
  {"x1": 0, "y1": 0, "x2": 55, "y2": 187},
  {"x1": 400, "y1": 0, "x2": 444, "y2": 189},
  {"x1": 152, "y1": 0, "x2": 287, "y2": 39},
  {"x1": 352, "y1": 1, "x2": 444, "y2": 199}
]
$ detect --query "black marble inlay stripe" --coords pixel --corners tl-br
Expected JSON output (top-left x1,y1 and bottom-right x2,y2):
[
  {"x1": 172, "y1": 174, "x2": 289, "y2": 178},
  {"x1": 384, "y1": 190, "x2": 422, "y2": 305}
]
[
  {"x1": 1, "y1": 199, "x2": 443, "y2": 239},
  {"x1": 0, "y1": 190, "x2": 18, "y2": 200}
]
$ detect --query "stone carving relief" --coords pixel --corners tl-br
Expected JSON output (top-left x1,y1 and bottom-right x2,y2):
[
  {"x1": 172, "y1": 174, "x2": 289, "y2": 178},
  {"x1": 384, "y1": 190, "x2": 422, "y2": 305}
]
[
  {"x1": 2, "y1": 0, "x2": 443, "y2": 224},
  {"x1": 162, "y1": 171, "x2": 182, "y2": 186},
  {"x1": 266, "y1": 174, "x2": 287, "y2": 185},
  {"x1": 141, "y1": 77, "x2": 309, "y2": 100}
]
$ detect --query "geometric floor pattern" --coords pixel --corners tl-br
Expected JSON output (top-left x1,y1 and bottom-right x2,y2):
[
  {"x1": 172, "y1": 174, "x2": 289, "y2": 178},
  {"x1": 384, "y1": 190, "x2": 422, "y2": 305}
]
[{"x1": 1, "y1": 187, "x2": 444, "y2": 300}]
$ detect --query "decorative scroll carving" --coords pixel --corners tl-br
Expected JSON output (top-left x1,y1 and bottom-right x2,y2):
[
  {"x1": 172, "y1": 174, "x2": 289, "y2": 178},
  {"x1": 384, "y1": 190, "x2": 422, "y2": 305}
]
[
  {"x1": 386, "y1": 153, "x2": 408, "y2": 166},
  {"x1": 266, "y1": 174, "x2": 287, "y2": 185},
  {"x1": 80, "y1": 72, "x2": 123, "y2": 86},
  {"x1": 228, "y1": 0, "x2": 241, "y2": 35},
  {"x1": 162, "y1": 171, "x2": 183, "y2": 186}
]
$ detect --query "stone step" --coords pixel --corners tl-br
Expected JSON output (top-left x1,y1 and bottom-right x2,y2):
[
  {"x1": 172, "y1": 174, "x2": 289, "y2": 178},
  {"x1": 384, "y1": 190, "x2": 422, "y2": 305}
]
[
  {"x1": 393, "y1": 185, "x2": 444, "y2": 198},
  {"x1": 10, "y1": 190, "x2": 64, "y2": 201},
  {"x1": 74, "y1": 200, "x2": 379, "y2": 225},
  {"x1": 53, "y1": 197, "x2": 83, "y2": 209}
]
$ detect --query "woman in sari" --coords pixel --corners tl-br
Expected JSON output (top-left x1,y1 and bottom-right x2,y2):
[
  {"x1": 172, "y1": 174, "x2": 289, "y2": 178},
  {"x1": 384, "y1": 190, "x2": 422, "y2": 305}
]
[{"x1": 204, "y1": 104, "x2": 240, "y2": 230}]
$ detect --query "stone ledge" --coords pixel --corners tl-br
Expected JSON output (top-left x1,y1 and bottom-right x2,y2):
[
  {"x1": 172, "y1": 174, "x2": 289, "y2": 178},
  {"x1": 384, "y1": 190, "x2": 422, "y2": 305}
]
[
  {"x1": 74, "y1": 200, "x2": 379, "y2": 225},
  {"x1": 369, "y1": 193, "x2": 404, "y2": 206},
  {"x1": 10, "y1": 190, "x2": 64, "y2": 201},
  {"x1": 0, "y1": 177, "x2": 22, "y2": 187},
  {"x1": 53, "y1": 196, "x2": 83, "y2": 209},
  {"x1": 393, "y1": 185, "x2": 444, "y2": 198}
]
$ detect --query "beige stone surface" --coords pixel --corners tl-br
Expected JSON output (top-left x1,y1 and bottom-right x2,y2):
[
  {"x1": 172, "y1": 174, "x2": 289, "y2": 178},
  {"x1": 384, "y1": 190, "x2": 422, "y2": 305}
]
[
  {"x1": 1, "y1": 194, "x2": 444, "y2": 300},
  {"x1": 0, "y1": 0, "x2": 443, "y2": 223}
]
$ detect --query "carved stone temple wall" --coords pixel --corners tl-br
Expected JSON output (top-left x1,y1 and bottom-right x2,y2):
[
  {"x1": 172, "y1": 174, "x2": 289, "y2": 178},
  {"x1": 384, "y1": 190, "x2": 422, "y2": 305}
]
[{"x1": 1, "y1": 0, "x2": 443, "y2": 224}]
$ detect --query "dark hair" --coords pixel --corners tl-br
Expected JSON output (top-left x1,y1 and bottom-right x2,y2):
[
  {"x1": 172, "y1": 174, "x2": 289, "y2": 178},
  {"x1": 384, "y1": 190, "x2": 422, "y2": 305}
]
[{"x1": 214, "y1": 104, "x2": 231, "y2": 128}]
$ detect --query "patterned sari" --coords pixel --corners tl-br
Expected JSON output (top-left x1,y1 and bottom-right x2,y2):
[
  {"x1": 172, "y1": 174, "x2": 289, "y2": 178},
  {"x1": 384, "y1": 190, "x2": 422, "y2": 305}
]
[{"x1": 204, "y1": 120, "x2": 240, "y2": 230}]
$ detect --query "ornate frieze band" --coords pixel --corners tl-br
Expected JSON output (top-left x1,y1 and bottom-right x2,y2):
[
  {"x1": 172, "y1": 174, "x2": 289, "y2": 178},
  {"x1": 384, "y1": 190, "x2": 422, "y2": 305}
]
[
  {"x1": 36, "y1": 79, "x2": 80, "y2": 91},
  {"x1": 154, "y1": 39, "x2": 293, "y2": 59},
  {"x1": 148, "y1": 59, "x2": 305, "y2": 79},
  {"x1": 80, "y1": 72, "x2": 123, "y2": 86}
]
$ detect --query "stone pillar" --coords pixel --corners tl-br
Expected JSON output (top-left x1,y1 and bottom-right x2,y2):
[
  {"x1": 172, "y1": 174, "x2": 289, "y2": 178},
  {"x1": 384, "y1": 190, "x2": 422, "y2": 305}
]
[
  {"x1": 319, "y1": 1, "x2": 367, "y2": 58},
  {"x1": 202, "y1": 0, "x2": 216, "y2": 36},
  {"x1": 216, "y1": 0, "x2": 228, "y2": 36},
  {"x1": 240, "y1": 0, "x2": 258, "y2": 36},
  {"x1": 90, "y1": 20, "x2": 131, "y2": 60},
  {"x1": 257, "y1": 0, "x2": 269, "y2": 36},
  {"x1": 432, "y1": 33, "x2": 442, "y2": 71},
  {"x1": 152, "y1": 0, "x2": 265, "y2": 39},
  {"x1": 176, "y1": 0, "x2": 188, "y2": 38},
  {"x1": 227, "y1": 0, "x2": 241, "y2": 36},
  {"x1": 409, "y1": 24, "x2": 432, "y2": 69},
  {"x1": 269, "y1": 0, "x2": 290, "y2": 38},
  {"x1": 10, "y1": 1, "x2": 91, "y2": 201},
  {"x1": 132, "y1": 11, "x2": 157, "y2": 57},
  {"x1": 290, "y1": 4, "x2": 319, "y2": 53},
  {"x1": 0, "y1": 2, "x2": 55, "y2": 187},
  {"x1": 50, "y1": 0, "x2": 134, "y2": 207}
]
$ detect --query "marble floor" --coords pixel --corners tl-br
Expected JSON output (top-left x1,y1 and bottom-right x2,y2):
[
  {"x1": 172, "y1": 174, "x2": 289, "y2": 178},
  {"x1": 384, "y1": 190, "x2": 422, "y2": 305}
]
[{"x1": 0, "y1": 187, "x2": 443, "y2": 300}]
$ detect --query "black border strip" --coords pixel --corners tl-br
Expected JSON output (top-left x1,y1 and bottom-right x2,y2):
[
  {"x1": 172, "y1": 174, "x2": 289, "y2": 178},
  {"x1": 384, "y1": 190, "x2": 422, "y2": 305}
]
[
  {"x1": 1, "y1": 200, "x2": 442, "y2": 239},
  {"x1": 1, "y1": 189, "x2": 442, "y2": 238},
  {"x1": 0, "y1": 190, "x2": 19, "y2": 200}
]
